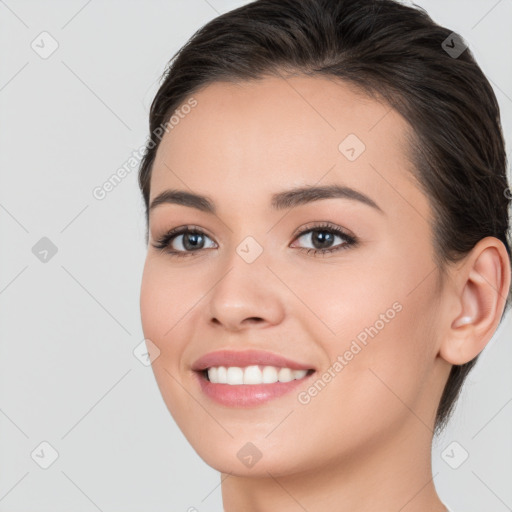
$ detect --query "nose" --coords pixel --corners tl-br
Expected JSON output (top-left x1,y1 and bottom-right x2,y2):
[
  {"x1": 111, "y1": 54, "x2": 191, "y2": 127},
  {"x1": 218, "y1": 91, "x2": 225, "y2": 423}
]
[{"x1": 205, "y1": 254, "x2": 286, "y2": 332}]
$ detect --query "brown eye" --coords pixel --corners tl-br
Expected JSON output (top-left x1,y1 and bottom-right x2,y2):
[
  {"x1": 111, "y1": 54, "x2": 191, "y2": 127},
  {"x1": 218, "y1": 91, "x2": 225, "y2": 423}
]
[
  {"x1": 297, "y1": 229, "x2": 338, "y2": 250},
  {"x1": 291, "y1": 222, "x2": 357, "y2": 256}
]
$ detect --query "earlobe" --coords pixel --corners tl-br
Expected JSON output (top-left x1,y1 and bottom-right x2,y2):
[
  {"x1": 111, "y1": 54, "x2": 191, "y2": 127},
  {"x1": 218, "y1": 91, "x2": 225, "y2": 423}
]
[{"x1": 439, "y1": 237, "x2": 511, "y2": 365}]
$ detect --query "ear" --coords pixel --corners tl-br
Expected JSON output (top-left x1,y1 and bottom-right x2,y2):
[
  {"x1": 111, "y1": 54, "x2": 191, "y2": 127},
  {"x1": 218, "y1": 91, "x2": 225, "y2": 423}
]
[{"x1": 439, "y1": 236, "x2": 511, "y2": 365}]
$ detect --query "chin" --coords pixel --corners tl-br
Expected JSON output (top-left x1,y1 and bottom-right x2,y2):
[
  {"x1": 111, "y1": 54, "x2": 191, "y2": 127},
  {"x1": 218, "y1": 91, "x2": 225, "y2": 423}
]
[{"x1": 196, "y1": 444, "x2": 303, "y2": 477}]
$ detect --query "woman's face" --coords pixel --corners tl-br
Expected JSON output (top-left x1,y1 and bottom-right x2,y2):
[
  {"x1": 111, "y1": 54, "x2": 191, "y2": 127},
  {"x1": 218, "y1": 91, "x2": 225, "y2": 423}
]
[{"x1": 140, "y1": 75, "x2": 451, "y2": 476}]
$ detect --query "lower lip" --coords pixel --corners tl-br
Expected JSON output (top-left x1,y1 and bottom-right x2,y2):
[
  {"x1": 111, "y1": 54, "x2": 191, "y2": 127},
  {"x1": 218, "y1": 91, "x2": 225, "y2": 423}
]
[{"x1": 194, "y1": 371, "x2": 314, "y2": 407}]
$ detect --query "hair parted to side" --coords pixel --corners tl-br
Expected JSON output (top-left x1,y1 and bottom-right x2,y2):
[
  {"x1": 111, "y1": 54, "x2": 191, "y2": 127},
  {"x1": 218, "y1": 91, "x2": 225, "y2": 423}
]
[{"x1": 138, "y1": 0, "x2": 512, "y2": 434}]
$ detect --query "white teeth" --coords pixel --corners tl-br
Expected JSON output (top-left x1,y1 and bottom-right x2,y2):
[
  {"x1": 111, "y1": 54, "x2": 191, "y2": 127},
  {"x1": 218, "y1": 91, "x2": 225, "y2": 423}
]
[
  {"x1": 243, "y1": 365, "x2": 262, "y2": 384},
  {"x1": 217, "y1": 366, "x2": 227, "y2": 383},
  {"x1": 293, "y1": 369, "x2": 308, "y2": 380},
  {"x1": 206, "y1": 365, "x2": 310, "y2": 385},
  {"x1": 208, "y1": 366, "x2": 218, "y2": 383},
  {"x1": 278, "y1": 368, "x2": 294, "y2": 382},
  {"x1": 262, "y1": 365, "x2": 278, "y2": 383},
  {"x1": 226, "y1": 366, "x2": 244, "y2": 385}
]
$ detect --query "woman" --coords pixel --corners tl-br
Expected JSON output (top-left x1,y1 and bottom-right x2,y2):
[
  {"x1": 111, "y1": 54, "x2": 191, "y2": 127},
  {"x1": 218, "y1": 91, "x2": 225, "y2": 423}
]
[{"x1": 138, "y1": 0, "x2": 511, "y2": 510}]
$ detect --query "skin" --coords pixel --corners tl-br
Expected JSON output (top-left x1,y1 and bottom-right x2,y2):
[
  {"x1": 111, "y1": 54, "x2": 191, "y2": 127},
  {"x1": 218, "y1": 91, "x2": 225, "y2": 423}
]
[{"x1": 139, "y1": 74, "x2": 510, "y2": 512}]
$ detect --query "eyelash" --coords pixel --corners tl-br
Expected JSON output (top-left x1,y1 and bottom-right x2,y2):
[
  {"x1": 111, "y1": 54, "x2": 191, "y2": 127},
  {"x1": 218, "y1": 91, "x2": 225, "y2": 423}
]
[{"x1": 152, "y1": 222, "x2": 357, "y2": 258}]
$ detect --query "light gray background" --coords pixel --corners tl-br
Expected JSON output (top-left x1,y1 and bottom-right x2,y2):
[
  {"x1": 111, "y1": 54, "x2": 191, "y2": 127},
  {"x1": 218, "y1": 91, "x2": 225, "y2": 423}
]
[{"x1": 0, "y1": 1, "x2": 511, "y2": 511}]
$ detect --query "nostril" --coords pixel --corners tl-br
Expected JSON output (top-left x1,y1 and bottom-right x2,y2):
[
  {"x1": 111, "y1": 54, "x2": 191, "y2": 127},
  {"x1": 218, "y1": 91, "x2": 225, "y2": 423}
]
[{"x1": 245, "y1": 317, "x2": 264, "y2": 324}]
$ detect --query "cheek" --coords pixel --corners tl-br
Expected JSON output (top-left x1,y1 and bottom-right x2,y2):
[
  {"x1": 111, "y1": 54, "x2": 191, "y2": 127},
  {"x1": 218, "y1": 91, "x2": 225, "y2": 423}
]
[
  {"x1": 298, "y1": 251, "x2": 435, "y2": 411},
  {"x1": 140, "y1": 264, "x2": 169, "y2": 342},
  {"x1": 280, "y1": 257, "x2": 399, "y2": 339},
  {"x1": 334, "y1": 289, "x2": 436, "y2": 432},
  {"x1": 140, "y1": 257, "x2": 201, "y2": 341},
  {"x1": 139, "y1": 258, "x2": 192, "y2": 377},
  {"x1": 293, "y1": 306, "x2": 433, "y2": 463},
  {"x1": 139, "y1": 258, "x2": 197, "y2": 424}
]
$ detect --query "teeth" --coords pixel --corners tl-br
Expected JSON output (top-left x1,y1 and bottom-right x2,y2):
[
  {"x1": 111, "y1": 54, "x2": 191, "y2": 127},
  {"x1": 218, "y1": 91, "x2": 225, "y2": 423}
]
[
  {"x1": 226, "y1": 366, "x2": 244, "y2": 385},
  {"x1": 208, "y1": 367, "x2": 219, "y2": 383},
  {"x1": 217, "y1": 366, "x2": 227, "y2": 383},
  {"x1": 243, "y1": 365, "x2": 262, "y2": 384},
  {"x1": 278, "y1": 368, "x2": 294, "y2": 382},
  {"x1": 262, "y1": 365, "x2": 278, "y2": 383},
  {"x1": 206, "y1": 365, "x2": 309, "y2": 385}
]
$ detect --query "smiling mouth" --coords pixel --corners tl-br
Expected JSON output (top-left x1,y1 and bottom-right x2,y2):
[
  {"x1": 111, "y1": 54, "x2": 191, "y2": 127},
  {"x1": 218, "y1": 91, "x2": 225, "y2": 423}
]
[{"x1": 200, "y1": 365, "x2": 316, "y2": 385}]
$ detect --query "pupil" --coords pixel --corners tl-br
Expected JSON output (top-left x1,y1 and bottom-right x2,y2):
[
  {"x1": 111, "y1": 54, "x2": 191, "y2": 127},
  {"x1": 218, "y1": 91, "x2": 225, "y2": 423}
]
[
  {"x1": 312, "y1": 230, "x2": 333, "y2": 249},
  {"x1": 184, "y1": 232, "x2": 204, "y2": 250}
]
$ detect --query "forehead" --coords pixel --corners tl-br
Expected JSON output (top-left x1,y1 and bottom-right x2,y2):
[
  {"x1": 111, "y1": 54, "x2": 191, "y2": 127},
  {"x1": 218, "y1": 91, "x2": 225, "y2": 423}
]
[{"x1": 149, "y1": 74, "x2": 428, "y2": 221}]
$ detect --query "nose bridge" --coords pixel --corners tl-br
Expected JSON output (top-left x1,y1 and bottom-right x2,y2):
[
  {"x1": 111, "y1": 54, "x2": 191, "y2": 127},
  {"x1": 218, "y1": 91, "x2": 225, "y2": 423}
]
[{"x1": 205, "y1": 231, "x2": 285, "y2": 329}]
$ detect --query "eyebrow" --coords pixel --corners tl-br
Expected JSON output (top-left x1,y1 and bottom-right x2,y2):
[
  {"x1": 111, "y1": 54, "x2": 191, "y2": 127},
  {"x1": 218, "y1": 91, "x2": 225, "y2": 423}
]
[{"x1": 149, "y1": 184, "x2": 384, "y2": 215}]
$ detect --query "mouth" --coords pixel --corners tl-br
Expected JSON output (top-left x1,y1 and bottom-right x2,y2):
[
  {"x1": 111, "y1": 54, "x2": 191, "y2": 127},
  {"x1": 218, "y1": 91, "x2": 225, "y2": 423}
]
[{"x1": 191, "y1": 349, "x2": 317, "y2": 407}]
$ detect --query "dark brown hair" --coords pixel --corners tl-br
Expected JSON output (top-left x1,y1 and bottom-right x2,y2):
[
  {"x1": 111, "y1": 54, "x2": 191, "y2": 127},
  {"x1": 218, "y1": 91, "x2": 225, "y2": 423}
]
[{"x1": 138, "y1": 0, "x2": 512, "y2": 434}]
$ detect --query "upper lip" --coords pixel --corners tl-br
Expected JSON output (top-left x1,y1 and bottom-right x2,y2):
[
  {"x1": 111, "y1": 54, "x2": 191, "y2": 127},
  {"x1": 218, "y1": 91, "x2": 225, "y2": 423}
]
[{"x1": 191, "y1": 349, "x2": 315, "y2": 372}]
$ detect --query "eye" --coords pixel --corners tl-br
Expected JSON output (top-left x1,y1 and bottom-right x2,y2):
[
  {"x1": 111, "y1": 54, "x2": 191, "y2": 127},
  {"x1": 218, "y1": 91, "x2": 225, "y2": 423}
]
[
  {"x1": 152, "y1": 222, "x2": 357, "y2": 258},
  {"x1": 152, "y1": 225, "x2": 216, "y2": 257},
  {"x1": 290, "y1": 222, "x2": 357, "y2": 256}
]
